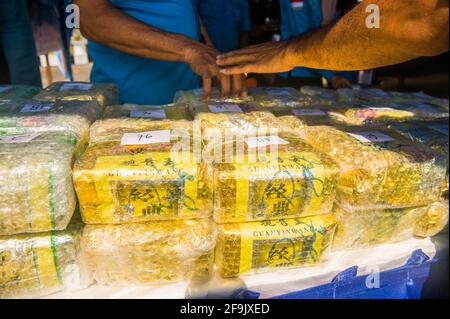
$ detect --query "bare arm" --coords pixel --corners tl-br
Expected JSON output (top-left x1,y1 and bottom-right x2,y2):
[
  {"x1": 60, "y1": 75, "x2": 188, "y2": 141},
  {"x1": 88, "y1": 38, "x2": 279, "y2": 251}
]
[
  {"x1": 75, "y1": 0, "x2": 245, "y2": 97},
  {"x1": 218, "y1": 0, "x2": 449, "y2": 73}
]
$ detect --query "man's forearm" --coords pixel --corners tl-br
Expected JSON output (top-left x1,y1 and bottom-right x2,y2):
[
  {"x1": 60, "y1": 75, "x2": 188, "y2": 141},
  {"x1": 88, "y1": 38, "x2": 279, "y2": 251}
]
[
  {"x1": 75, "y1": 0, "x2": 194, "y2": 62},
  {"x1": 285, "y1": 0, "x2": 449, "y2": 71}
]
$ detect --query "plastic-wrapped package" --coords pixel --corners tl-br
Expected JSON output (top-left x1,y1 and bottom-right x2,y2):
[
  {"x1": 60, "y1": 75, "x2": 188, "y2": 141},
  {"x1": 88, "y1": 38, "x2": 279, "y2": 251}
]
[
  {"x1": 0, "y1": 216, "x2": 90, "y2": 298},
  {"x1": 332, "y1": 205, "x2": 427, "y2": 250},
  {"x1": 0, "y1": 85, "x2": 41, "y2": 100},
  {"x1": 188, "y1": 98, "x2": 253, "y2": 117},
  {"x1": 81, "y1": 219, "x2": 216, "y2": 285},
  {"x1": 89, "y1": 117, "x2": 193, "y2": 144},
  {"x1": 215, "y1": 214, "x2": 337, "y2": 277},
  {"x1": 336, "y1": 88, "x2": 392, "y2": 104},
  {"x1": 210, "y1": 135, "x2": 339, "y2": 223},
  {"x1": 0, "y1": 132, "x2": 76, "y2": 236},
  {"x1": 196, "y1": 111, "x2": 280, "y2": 143},
  {"x1": 327, "y1": 102, "x2": 448, "y2": 126},
  {"x1": 272, "y1": 108, "x2": 336, "y2": 127},
  {"x1": 296, "y1": 126, "x2": 447, "y2": 211},
  {"x1": 103, "y1": 103, "x2": 191, "y2": 120},
  {"x1": 414, "y1": 200, "x2": 449, "y2": 237},
  {"x1": 300, "y1": 86, "x2": 338, "y2": 103},
  {"x1": 249, "y1": 87, "x2": 332, "y2": 109},
  {"x1": 33, "y1": 82, "x2": 118, "y2": 108},
  {"x1": 390, "y1": 91, "x2": 449, "y2": 111},
  {"x1": 0, "y1": 100, "x2": 101, "y2": 157},
  {"x1": 173, "y1": 87, "x2": 221, "y2": 104},
  {"x1": 74, "y1": 126, "x2": 212, "y2": 224}
]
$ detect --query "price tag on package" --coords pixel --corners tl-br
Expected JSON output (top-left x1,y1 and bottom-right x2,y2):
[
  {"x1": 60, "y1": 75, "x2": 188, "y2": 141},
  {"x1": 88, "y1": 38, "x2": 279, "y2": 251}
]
[
  {"x1": 129, "y1": 109, "x2": 166, "y2": 119},
  {"x1": 20, "y1": 102, "x2": 54, "y2": 113},
  {"x1": 121, "y1": 130, "x2": 171, "y2": 145},
  {"x1": 348, "y1": 131, "x2": 394, "y2": 143},
  {"x1": 293, "y1": 108, "x2": 326, "y2": 116},
  {"x1": 60, "y1": 83, "x2": 93, "y2": 91},
  {"x1": 0, "y1": 133, "x2": 41, "y2": 144},
  {"x1": 246, "y1": 136, "x2": 290, "y2": 148},
  {"x1": 208, "y1": 104, "x2": 243, "y2": 113}
]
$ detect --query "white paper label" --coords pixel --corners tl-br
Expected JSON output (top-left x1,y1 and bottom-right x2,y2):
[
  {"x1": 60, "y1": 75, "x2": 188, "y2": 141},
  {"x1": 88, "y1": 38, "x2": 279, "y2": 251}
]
[
  {"x1": 428, "y1": 125, "x2": 449, "y2": 136},
  {"x1": 0, "y1": 133, "x2": 40, "y2": 144},
  {"x1": 121, "y1": 130, "x2": 171, "y2": 145},
  {"x1": 20, "y1": 102, "x2": 54, "y2": 113},
  {"x1": 60, "y1": 83, "x2": 93, "y2": 91},
  {"x1": 293, "y1": 108, "x2": 326, "y2": 116},
  {"x1": 348, "y1": 131, "x2": 394, "y2": 143},
  {"x1": 208, "y1": 104, "x2": 243, "y2": 113},
  {"x1": 246, "y1": 136, "x2": 290, "y2": 148},
  {"x1": 129, "y1": 109, "x2": 166, "y2": 119},
  {"x1": 0, "y1": 86, "x2": 11, "y2": 93}
]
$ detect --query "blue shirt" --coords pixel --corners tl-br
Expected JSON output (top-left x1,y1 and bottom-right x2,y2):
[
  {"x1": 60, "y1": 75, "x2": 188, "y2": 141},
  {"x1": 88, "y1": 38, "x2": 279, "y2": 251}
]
[
  {"x1": 89, "y1": 0, "x2": 200, "y2": 105},
  {"x1": 279, "y1": 0, "x2": 334, "y2": 80},
  {"x1": 194, "y1": 0, "x2": 251, "y2": 53}
]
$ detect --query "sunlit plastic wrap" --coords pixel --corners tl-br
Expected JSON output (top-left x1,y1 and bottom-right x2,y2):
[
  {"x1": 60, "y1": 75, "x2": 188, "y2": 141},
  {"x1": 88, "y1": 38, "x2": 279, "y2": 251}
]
[
  {"x1": 215, "y1": 214, "x2": 337, "y2": 277},
  {"x1": 103, "y1": 103, "x2": 191, "y2": 120},
  {"x1": 0, "y1": 85, "x2": 41, "y2": 100},
  {"x1": 272, "y1": 108, "x2": 336, "y2": 127},
  {"x1": 188, "y1": 98, "x2": 253, "y2": 118},
  {"x1": 196, "y1": 111, "x2": 280, "y2": 143},
  {"x1": 336, "y1": 88, "x2": 392, "y2": 104},
  {"x1": 81, "y1": 219, "x2": 216, "y2": 285},
  {"x1": 296, "y1": 126, "x2": 447, "y2": 211},
  {"x1": 74, "y1": 126, "x2": 212, "y2": 224},
  {"x1": 300, "y1": 86, "x2": 338, "y2": 103},
  {"x1": 0, "y1": 132, "x2": 76, "y2": 236},
  {"x1": 249, "y1": 87, "x2": 333, "y2": 109},
  {"x1": 332, "y1": 205, "x2": 427, "y2": 250},
  {"x1": 174, "y1": 87, "x2": 221, "y2": 104},
  {"x1": 33, "y1": 82, "x2": 118, "y2": 108},
  {"x1": 210, "y1": 135, "x2": 339, "y2": 223},
  {"x1": 0, "y1": 100, "x2": 101, "y2": 157},
  {"x1": 414, "y1": 200, "x2": 449, "y2": 237},
  {"x1": 327, "y1": 102, "x2": 448, "y2": 126},
  {"x1": 0, "y1": 217, "x2": 90, "y2": 298}
]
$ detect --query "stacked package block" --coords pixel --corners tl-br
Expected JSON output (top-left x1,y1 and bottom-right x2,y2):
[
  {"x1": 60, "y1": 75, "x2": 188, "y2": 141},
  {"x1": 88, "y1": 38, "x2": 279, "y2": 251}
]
[
  {"x1": 0, "y1": 100, "x2": 101, "y2": 157},
  {"x1": 81, "y1": 219, "x2": 215, "y2": 285},
  {"x1": 103, "y1": 103, "x2": 191, "y2": 120},
  {"x1": 300, "y1": 86, "x2": 338, "y2": 104},
  {"x1": 0, "y1": 132, "x2": 76, "y2": 236},
  {"x1": 0, "y1": 218, "x2": 89, "y2": 298},
  {"x1": 215, "y1": 214, "x2": 337, "y2": 277},
  {"x1": 332, "y1": 205, "x2": 428, "y2": 249},
  {"x1": 33, "y1": 82, "x2": 119, "y2": 109},
  {"x1": 210, "y1": 135, "x2": 339, "y2": 223},
  {"x1": 0, "y1": 85, "x2": 41, "y2": 100},
  {"x1": 74, "y1": 123, "x2": 212, "y2": 224},
  {"x1": 296, "y1": 125, "x2": 447, "y2": 211}
]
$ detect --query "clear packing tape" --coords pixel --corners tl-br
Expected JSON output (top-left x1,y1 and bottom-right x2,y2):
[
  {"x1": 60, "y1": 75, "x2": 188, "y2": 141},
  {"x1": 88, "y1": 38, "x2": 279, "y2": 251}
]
[
  {"x1": 0, "y1": 218, "x2": 90, "y2": 298},
  {"x1": 0, "y1": 99, "x2": 102, "y2": 157},
  {"x1": 0, "y1": 132, "x2": 77, "y2": 236},
  {"x1": 74, "y1": 126, "x2": 212, "y2": 224},
  {"x1": 33, "y1": 82, "x2": 119, "y2": 109},
  {"x1": 215, "y1": 214, "x2": 337, "y2": 277},
  {"x1": 295, "y1": 125, "x2": 447, "y2": 211},
  {"x1": 0, "y1": 85, "x2": 41, "y2": 100},
  {"x1": 81, "y1": 219, "x2": 216, "y2": 285},
  {"x1": 209, "y1": 135, "x2": 339, "y2": 223}
]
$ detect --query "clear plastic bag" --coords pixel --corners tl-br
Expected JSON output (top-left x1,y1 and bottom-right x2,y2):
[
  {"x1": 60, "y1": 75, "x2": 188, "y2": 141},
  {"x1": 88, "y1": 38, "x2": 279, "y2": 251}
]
[
  {"x1": 0, "y1": 85, "x2": 41, "y2": 100},
  {"x1": 209, "y1": 135, "x2": 339, "y2": 223},
  {"x1": 215, "y1": 214, "x2": 337, "y2": 277},
  {"x1": 296, "y1": 126, "x2": 447, "y2": 211},
  {"x1": 300, "y1": 86, "x2": 338, "y2": 103},
  {"x1": 81, "y1": 219, "x2": 216, "y2": 285},
  {"x1": 33, "y1": 82, "x2": 119, "y2": 109},
  {"x1": 249, "y1": 87, "x2": 332, "y2": 109},
  {"x1": 74, "y1": 124, "x2": 212, "y2": 224},
  {"x1": 0, "y1": 100, "x2": 101, "y2": 157},
  {"x1": 0, "y1": 132, "x2": 77, "y2": 236},
  {"x1": 103, "y1": 103, "x2": 191, "y2": 120},
  {"x1": 0, "y1": 217, "x2": 90, "y2": 298},
  {"x1": 414, "y1": 200, "x2": 449, "y2": 237},
  {"x1": 332, "y1": 204, "x2": 428, "y2": 250}
]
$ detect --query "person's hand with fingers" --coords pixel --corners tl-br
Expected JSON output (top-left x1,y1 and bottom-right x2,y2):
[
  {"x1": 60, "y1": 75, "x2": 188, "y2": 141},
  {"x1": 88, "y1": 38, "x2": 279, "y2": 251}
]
[
  {"x1": 330, "y1": 75, "x2": 353, "y2": 89},
  {"x1": 216, "y1": 41, "x2": 295, "y2": 75}
]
